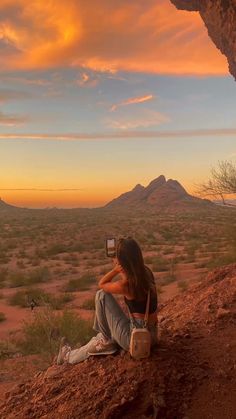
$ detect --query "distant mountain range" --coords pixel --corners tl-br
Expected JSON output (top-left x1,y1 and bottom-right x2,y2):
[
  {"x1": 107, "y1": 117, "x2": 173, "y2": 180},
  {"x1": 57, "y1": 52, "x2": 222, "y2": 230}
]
[
  {"x1": 105, "y1": 175, "x2": 212, "y2": 209},
  {"x1": 0, "y1": 177, "x2": 213, "y2": 212}
]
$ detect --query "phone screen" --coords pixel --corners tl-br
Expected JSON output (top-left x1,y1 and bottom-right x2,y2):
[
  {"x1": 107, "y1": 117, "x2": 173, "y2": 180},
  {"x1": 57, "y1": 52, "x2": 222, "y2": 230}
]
[{"x1": 106, "y1": 238, "x2": 116, "y2": 257}]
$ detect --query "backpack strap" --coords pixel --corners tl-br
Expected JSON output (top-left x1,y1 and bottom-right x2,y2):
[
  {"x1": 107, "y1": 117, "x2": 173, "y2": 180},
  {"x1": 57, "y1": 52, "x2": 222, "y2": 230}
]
[{"x1": 144, "y1": 290, "x2": 150, "y2": 328}]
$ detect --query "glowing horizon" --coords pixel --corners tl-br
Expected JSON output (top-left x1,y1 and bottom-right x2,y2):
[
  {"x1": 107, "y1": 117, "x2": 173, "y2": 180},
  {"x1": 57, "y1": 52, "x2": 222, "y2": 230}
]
[{"x1": 0, "y1": 176, "x2": 202, "y2": 209}]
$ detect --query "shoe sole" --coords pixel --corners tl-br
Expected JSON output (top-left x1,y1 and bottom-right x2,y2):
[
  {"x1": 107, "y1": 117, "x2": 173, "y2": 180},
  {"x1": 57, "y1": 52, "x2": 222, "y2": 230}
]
[{"x1": 88, "y1": 349, "x2": 118, "y2": 356}]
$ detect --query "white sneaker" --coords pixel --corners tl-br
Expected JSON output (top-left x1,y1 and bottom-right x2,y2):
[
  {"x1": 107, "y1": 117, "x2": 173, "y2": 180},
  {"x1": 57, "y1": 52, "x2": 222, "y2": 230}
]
[
  {"x1": 56, "y1": 337, "x2": 71, "y2": 365},
  {"x1": 88, "y1": 336, "x2": 118, "y2": 355}
]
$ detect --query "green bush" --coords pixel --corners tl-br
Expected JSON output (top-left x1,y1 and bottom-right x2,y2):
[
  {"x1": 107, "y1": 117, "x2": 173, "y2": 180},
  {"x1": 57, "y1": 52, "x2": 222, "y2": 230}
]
[
  {"x1": 8, "y1": 288, "x2": 74, "y2": 310},
  {"x1": 160, "y1": 273, "x2": 176, "y2": 286},
  {"x1": 49, "y1": 293, "x2": 74, "y2": 310},
  {"x1": 27, "y1": 267, "x2": 50, "y2": 284},
  {"x1": 8, "y1": 288, "x2": 50, "y2": 307},
  {"x1": 0, "y1": 312, "x2": 6, "y2": 322},
  {"x1": 8, "y1": 271, "x2": 27, "y2": 287},
  {"x1": 47, "y1": 243, "x2": 68, "y2": 256},
  {"x1": 152, "y1": 256, "x2": 169, "y2": 272},
  {"x1": 8, "y1": 267, "x2": 51, "y2": 288},
  {"x1": 64, "y1": 273, "x2": 96, "y2": 292},
  {"x1": 81, "y1": 297, "x2": 95, "y2": 310},
  {"x1": 18, "y1": 308, "x2": 94, "y2": 360},
  {"x1": 206, "y1": 252, "x2": 236, "y2": 269},
  {"x1": 0, "y1": 339, "x2": 18, "y2": 359}
]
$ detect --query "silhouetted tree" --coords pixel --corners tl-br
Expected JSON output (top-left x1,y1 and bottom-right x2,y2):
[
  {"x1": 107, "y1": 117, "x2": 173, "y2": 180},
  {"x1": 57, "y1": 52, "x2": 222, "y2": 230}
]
[{"x1": 197, "y1": 160, "x2": 236, "y2": 205}]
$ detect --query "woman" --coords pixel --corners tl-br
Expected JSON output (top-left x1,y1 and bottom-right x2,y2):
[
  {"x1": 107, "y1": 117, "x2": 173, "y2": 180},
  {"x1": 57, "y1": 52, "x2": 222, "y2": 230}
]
[{"x1": 57, "y1": 238, "x2": 158, "y2": 364}]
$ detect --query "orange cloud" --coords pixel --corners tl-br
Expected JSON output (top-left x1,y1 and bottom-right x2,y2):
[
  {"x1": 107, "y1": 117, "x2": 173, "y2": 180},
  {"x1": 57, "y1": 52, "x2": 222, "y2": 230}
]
[
  {"x1": 111, "y1": 94, "x2": 154, "y2": 112},
  {"x1": 0, "y1": 0, "x2": 228, "y2": 75}
]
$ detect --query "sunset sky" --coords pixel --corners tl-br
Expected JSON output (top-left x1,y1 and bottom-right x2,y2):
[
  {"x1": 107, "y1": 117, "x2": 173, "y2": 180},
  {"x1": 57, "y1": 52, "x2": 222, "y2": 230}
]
[{"x1": 0, "y1": 0, "x2": 236, "y2": 208}]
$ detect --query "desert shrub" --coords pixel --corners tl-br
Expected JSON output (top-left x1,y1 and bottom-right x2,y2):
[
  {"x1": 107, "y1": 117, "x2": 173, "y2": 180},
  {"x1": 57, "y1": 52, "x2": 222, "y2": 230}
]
[
  {"x1": 160, "y1": 273, "x2": 176, "y2": 286},
  {"x1": 81, "y1": 297, "x2": 95, "y2": 310},
  {"x1": 146, "y1": 234, "x2": 156, "y2": 245},
  {"x1": 0, "y1": 312, "x2": 6, "y2": 322},
  {"x1": 49, "y1": 293, "x2": 74, "y2": 310},
  {"x1": 47, "y1": 243, "x2": 68, "y2": 256},
  {"x1": 18, "y1": 307, "x2": 94, "y2": 360},
  {"x1": 0, "y1": 339, "x2": 18, "y2": 359},
  {"x1": 186, "y1": 242, "x2": 198, "y2": 257},
  {"x1": 64, "y1": 273, "x2": 96, "y2": 292},
  {"x1": 8, "y1": 271, "x2": 27, "y2": 287},
  {"x1": 64, "y1": 279, "x2": 80, "y2": 292},
  {"x1": 27, "y1": 267, "x2": 50, "y2": 284},
  {"x1": 160, "y1": 227, "x2": 177, "y2": 243},
  {"x1": 152, "y1": 256, "x2": 169, "y2": 272},
  {"x1": 70, "y1": 242, "x2": 86, "y2": 252},
  {"x1": 177, "y1": 280, "x2": 189, "y2": 292},
  {"x1": 8, "y1": 267, "x2": 51, "y2": 288},
  {"x1": 160, "y1": 260, "x2": 177, "y2": 285},
  {"x1": 8, "y1": 288, "x2": 74, "y2": 310},
  {"x1": 8, "y1": 288, "x2": 50, "y2": 307},
  {"x1": 206, "y1": 252, "x2": 236, "y2": 269}
]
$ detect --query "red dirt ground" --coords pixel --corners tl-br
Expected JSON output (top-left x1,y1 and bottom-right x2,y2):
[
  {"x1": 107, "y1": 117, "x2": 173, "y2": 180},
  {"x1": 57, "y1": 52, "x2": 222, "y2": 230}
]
[{"x1": 0, "y1": 264, "x2": 236, "y2": 418}]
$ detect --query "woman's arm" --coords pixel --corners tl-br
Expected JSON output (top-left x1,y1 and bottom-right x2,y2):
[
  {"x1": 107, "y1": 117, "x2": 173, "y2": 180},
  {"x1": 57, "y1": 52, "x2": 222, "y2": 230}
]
[{"x1": 98, "y1": 264, "x2": 128, "y2": 295}]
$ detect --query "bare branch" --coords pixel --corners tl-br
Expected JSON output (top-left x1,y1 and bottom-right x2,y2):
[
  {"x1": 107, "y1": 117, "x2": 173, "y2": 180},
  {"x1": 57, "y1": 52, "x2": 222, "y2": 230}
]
[{"x1": 196, "y1": 160, "x2": 236, "y2": 204}]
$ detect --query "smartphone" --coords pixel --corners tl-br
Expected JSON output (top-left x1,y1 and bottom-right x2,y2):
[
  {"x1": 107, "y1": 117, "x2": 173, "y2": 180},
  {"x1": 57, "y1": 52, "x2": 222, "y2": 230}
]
[{"x1": 106, "y1": 238, "x2": 116, "y2": 258}]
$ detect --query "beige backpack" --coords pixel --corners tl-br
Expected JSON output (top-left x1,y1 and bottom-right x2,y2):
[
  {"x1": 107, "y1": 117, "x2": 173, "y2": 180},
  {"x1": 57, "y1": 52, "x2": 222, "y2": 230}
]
[{"x1": 129, "y1": 291, "x2": 151, "y2": 360}]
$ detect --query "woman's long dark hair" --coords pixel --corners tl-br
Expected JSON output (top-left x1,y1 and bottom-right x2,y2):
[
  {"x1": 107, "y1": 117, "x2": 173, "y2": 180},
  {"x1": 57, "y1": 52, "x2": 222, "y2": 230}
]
[{"x1": 116, "y1": 238, "x2": 153, "y2": 300}]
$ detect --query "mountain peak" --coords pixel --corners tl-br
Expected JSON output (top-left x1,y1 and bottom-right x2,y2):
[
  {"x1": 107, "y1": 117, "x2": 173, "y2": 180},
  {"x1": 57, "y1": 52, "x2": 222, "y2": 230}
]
[
  {"x1": 105, "y1": 175, "x2": 211, "y2": 209},
  {"x1": 132, "y1": 183, "x2": 144, "y2": 192},
  {"x1": 146, "y1": 175, "x2": 166, "y2": 189}
]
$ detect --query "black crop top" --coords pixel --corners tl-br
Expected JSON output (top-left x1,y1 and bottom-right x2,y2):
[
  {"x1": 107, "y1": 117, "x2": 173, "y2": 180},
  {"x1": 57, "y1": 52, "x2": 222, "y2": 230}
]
[
  {"x1": 124, "y1": 291, "x2": 157, "y2": 314},
  {"x1": 124, "y1": 267, "x2": 157, "y2": 315}
]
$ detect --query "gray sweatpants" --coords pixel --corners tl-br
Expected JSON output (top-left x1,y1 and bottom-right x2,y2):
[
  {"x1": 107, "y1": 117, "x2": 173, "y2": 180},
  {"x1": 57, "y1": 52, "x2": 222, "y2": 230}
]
[{"x1": 67, "y1": 289, "x2": 157, "y2": 364}]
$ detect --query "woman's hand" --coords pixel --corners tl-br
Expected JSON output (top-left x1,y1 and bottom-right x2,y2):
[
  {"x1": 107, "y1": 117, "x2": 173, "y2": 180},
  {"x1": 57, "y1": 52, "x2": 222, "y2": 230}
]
[
  {"x1": 98, "y1": 261, "x2": 126, "y2": 292},
  {"x1": 113, "y1": 261, "x2": 124, "y2": 274}
]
